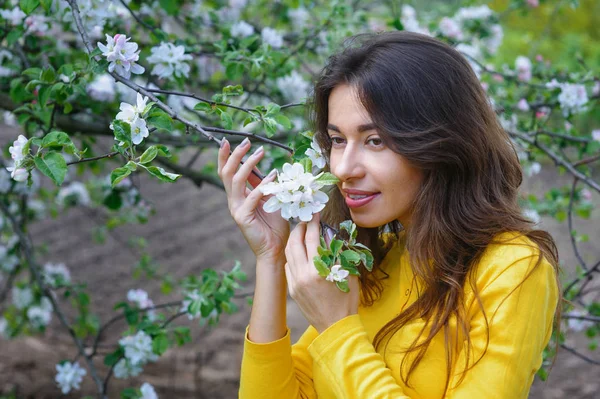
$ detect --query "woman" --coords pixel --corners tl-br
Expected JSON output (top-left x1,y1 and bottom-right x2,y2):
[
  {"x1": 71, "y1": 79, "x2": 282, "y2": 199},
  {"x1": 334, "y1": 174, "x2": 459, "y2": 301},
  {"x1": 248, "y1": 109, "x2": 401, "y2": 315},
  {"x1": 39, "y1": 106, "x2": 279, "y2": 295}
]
[{"x1": 218, "y1": 31, "x2": 562, "y2": 398}]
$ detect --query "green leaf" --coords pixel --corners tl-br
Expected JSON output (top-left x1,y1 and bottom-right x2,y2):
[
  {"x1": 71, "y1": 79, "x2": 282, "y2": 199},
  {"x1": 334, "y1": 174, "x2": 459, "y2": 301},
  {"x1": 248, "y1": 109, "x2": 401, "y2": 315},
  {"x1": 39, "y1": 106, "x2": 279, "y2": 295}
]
[
  {"x1": 330, "y1": 239, "x2": 344, "y2": 257},
  {"x1": 317, "y1": 244, "x2": 332, "y2": 259},
  {"x1": 112, "y1": 120, "x2": 132, "y2": 144},
  {"x1": 193, "y1": 102, "x2": 213, "y2": 113},
  {"x1": 273, "y1": 114, "x2": 292, "y2": 129},
  {"x1": 19, "y1": 0, "x2": 40, "y2": 14},
  {"x1": 358, "y1": 249, "x2": 374, "y2": 271},
  {"x1": 299, "y1": 157, "x2": 312, "y2": 173},
  {"x1": 140, "y1": 146, "x2": 158, "y2": 164},
  {"x1": 152, "y1": 334, "x2": 169, "y2": 355},
  {"x1": 110, "y1": 167, "x2": 132, "y2": 187},
  {"x1": 155, "y1": 144, "x2": 172, "y2": 158},
  {"x1": 41, "y1": 131, "x2": 77, "y2": 154},
  {"x1": 220, "y1": 111, "x2": 233, "y2": 130},
  {"x1": 265, "y1": 103, "x2": 281, "y2": 116},
  {"x1": 34, "y1": 152, "x2": 67, "y2": 186},
  {"x1": 40, "y1": 0, "x2": 52, "y2": 12},
  {"x1": 22, "y1": 67, "x2": 42, "y2": 79},
  {"x1": 124, "y1": 161, "x2": 137, "y2": 172},
  {"x1": 147, "y1": 109, "x2": 174, "y2": 132},
  {"x1": 41, "y1": 66, "x2": 56, "y2": 84},
  {"x1": 124, "y1": 307, "x2": 138, "y2": 325},
  {"x1": 313, "y1": 256, "x2": 330, "y2": 277},
  {"x1": 222, "y1": 84, "x2": 244, "y2": 96},
  {"x1": 335, "y1": 280, "x2": 349, "y2": 293},
  {"x1": 159, "y1": 0, "x2": 178, "y2": 15},
  {"x1": 103, "y1": 348, "x2": 124, "y2": 367},
  {"x1": 315, "y1": 172, "x2": 339, "y2": 186},
  {"x1": 340, "y1": 250, "x2": 361, "y2": 265},
  {"x1": 145, "y1": 166, "x2": 181, "y2": 183}
]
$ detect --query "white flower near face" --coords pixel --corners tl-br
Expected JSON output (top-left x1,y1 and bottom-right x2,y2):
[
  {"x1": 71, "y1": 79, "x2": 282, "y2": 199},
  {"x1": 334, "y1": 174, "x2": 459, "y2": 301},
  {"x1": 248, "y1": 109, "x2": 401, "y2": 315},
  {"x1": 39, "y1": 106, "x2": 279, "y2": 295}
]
[
  {"x1": 9, "y1": 135, "x2": 28, "y2": 165},
  {"x1": 231, "y1": 20, "x2": 254, "y2": 38},
  {"x1": 87, "y1": 74, "x2": 116, "y2": 102},
  {"x1": 261, "y1": 27, "x2": 283, "y2": 48},
  {"x1": 97, "y1": 34, "x2": 144, "y2": 79},
  {"x1": 27, "y1": 296, "x2": 53, "y2": 328},
  {"x1": 147, "y1": 42, "x2": 193, "y2": 79},
  {"x1": 55, "y1": 361, "x2": 86, "y2": 394},
  {"x1": 43, "y1": 262, "x2": 71, "y2": 287},
  {"x1": 305, "y1": 138, "x2": 326, "y2": 171},
  {"x1": 290, "y1": 191, "x2": 327, "y2": 222},
  {"x1": 12, "y1": 286, "x2": 33, "y2": 309},
  {"x1": 438, "y1": 17, "x2": 463, "y2": 40},
  {"x1": 140, "y1": 382, "x2": 159, "y2": 399},
  {"x1": 515, "y1": 56, "x2": 532, "y2": 82},
  {"x1": 276, "y1": 70, "x2": 310, "y2": 103},
  {"x1": 113, "y1": 358, "x2": 143, "y2": 379},
  {"x1": 119, "y1": 331, "x2": 158, "y2": 366},
  {"x1": 0, "y1": 7, "x2": 26, "y2": 25},
  {"x1": 326, "y1": 265, "x2": 350, "y2": 283}
]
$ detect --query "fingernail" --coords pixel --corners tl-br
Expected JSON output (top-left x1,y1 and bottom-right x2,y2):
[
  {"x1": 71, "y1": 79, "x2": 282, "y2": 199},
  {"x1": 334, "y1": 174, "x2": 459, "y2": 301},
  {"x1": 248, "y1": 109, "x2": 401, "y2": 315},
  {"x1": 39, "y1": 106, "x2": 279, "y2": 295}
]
[
  {"x1": 252, "y1": 146, "x2": 264, "y2": 156},
  {"x1": 267, "y1": 169, "x2": 277, "y2": 178},
  {"x1": 220, "y1": 138, "x2": 228, "y2": 148},
  {"x1": 241, "y1": 137, "x2": 250, "y2": 147}
]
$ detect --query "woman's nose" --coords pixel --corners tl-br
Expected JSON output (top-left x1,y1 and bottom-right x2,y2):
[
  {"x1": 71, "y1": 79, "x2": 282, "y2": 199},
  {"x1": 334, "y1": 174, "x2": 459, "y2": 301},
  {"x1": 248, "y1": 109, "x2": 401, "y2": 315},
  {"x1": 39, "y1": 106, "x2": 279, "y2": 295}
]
[{"x1": 331, "y1": 147, "x2": 365, "y2": 182}]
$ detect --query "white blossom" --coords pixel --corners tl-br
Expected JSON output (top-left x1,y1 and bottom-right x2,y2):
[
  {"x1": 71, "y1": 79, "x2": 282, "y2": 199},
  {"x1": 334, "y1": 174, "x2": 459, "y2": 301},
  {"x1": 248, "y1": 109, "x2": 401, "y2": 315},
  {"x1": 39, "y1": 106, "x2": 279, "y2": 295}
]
[
  {"x1": 115, "y1": 92, "x2": 149, "y2": 124},
  {"x1": 515, "y1": 56, "x2": 532, "y2": 82},
  {"x1": 119, "y1": 331, "x2": 158, "y2": 366},
  {"x1": 288, "y1": 7, "x2": 310, "y2": 30},
  {"x1": 24, "y1": 15, "x2": 49, "y2": 36},
  {"x1": 180, "y1": 289, "x2": 209, "y2": 320},
  {"x1": 27, "y1": 296, "x2": 53, "y2": 327},
  {"x1": 55, "y1": 361, "x2": 86, "y2": 394},
  {"x1": 12, "y1": 286, "x2": 33, "y2": 309},
  {"x1": 98, "y1": 34, "x2": 144, "y2": 79},
  {"x1": 231, "y1": 21, "x2": 254, "y2": 38},
  {"x1": 130, "y1": 116, "x2": 150, "y2": 145},
  {"x1": 305, "y1": 138, "x2": 326, "y2": 171},
  {"x1": 455, "y1": 5, "x2": 493, "y2": 21},
  {"x1": 326, "y1": 265, "x2": 349, "y2": 283},
  {"x1": 147, "y1": 42, "x2": 193, "y2": 79},
  {"x1": 439, "y1": 17, "x2": 463, "y2": 40},
  {"x1": 113, "y1": 358, "x2": 143, "y2": 379},
  {"x1": 523, "y1": 208, "x2": 540, "y2": 225},
  {"x1": 525, "y1": 162, "x2": 541, "y2": 177},
  {"x1": 554, "y1": 83, "x2": 588, "y2": 116},
  {"x1": 261, "y1": 27, "x2": 284, "y2": 48},
  {"x1": 0, "y1": 49, "x2": 16, "y2": 77},
  {"x1": 6, "y1": 165, "x2": 28, "y2": 182},
  {"x1": 276, "y1": 70, "x2": 310, "y2": 102},
  {"x1": 259, "y1": 163, "x2": 330, "y2": 222},
  {"x1": 87, "y1": 74, "x2": 116, "y2": 102},
  {"x1": 0, "y1": 7, "x2": 26, "y2": 25},
  {"x1": 56, "y1": 182, "x2": 91, "y2": 208},
  {"x1": 43, "y1": 262, "x2": 71, "y2": 287},
  {"x1": 517, "y1": 98, "x2": 530, "y2": 112},
  {"x1": 401, "y1": 5, "x2": 430, "y2": 35},
  {"x1": 486, "y1": 24, "x2": 503, "y2": 55},
  {"x1": 592, "y1": 129, "x2": 600, "y2": 142},
  {"x1": 127, "y1": 289, "x2": 157, "y2": 321},
  {"x1": 3, "y1": 111, "x2": 17, "y2": 126},
  {"x1": 9, "y1": 135, "x2": 28, "y2": 165},
  {"x1": 140, "y1": 382, "x2": 159, "y2": 399}
]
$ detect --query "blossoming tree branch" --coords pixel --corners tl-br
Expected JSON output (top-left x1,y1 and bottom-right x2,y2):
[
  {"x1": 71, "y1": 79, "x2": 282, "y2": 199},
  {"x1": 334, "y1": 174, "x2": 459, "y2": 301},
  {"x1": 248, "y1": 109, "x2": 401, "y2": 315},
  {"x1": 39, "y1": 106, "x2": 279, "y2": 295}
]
[{"x1": 0, "y1": 0, "x2": 599, "y2": 397}]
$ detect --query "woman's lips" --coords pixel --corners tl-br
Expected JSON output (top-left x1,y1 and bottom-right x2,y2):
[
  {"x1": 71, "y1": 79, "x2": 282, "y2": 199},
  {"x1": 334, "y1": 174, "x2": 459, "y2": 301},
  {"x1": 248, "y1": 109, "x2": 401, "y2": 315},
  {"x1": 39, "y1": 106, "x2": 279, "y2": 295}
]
[{"x1": 345, "y1": 193, "x2": 380, "y2": 208}]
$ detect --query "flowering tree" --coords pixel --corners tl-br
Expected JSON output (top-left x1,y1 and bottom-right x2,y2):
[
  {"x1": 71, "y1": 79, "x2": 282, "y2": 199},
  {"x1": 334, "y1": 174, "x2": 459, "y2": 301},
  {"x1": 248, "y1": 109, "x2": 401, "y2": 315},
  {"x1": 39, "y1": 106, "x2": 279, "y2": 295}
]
[{"x1": 0, "y1": 0, "x2": 599, "y2": 397}]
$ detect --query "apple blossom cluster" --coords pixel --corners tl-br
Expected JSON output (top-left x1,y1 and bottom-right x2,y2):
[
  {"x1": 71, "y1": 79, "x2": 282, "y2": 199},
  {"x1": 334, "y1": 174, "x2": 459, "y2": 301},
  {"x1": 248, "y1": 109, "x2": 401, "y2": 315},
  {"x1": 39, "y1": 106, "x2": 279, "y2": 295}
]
[
  {"x1": 6, "y1": 135, "x2": 29, "y2": 182},
  {"x1": 98, "y1": 34, "x2": 145, "y2": 79},
  {"x1": 127, "y1": 289, "x2": 157, "y2": 321},
  {"x1": 259, "y1": 163, "x2": 330, "y2": 222},
  {"x1": 439, "y1": 5, "x2": 503, "y2": 55},
  {"x1": 515, "y1": 56, "x2": 533, "y2": 82},
  {"x1": 231, "y1": 20, "x2": 254, "y2": 38},
  {"x1": 119, "y1": 330, "x2": 159, "y2": 371},
  {"x1": 57, "y1": 0, "x2": 131, "y2": 39},
  {"x1": 546, "y1": 79, "x2": 590, "y2": 117},
  {"x1": 261, "y1": 27, "x2": 284, "y2": 49},
  {"x1": 147, "y1": 42, "x2": 193, "y2": 80},
  {"x1": 275, "y1": 70, "x2": 310, "y2": 103},
  {"x1": 110, "y1": 93, "x2": 151, "y2": 145},
  {"x1": 55, "y1": 361, "x2": 87, "y2": 394}
]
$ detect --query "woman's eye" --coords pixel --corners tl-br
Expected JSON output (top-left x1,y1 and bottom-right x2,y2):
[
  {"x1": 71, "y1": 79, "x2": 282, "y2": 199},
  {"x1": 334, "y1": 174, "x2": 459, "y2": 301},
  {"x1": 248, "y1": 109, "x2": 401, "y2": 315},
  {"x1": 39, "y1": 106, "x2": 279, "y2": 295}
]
[
  {"x1": 331, "y1": 137, "x2": 345, "y2": 145},
  {"x1": 367, "y1": 138, "x2": 383, "y2": 146}
]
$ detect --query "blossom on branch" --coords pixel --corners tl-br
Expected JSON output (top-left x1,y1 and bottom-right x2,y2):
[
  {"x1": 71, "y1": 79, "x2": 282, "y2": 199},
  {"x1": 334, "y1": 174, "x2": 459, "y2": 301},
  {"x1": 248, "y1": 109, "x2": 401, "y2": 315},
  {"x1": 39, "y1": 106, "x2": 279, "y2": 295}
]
[
  {"x1": 231, "y1": 21, "x2": 254, "y2": 38},
  {"x1": 261, "y1": 27, "x2": 283, "y2": 48},
  {"x1": 55, "y1": 361, "x2": 87, "y2": 394},
  {"x1": 147, "y1": 42, "x2": 193, "y2": 79},
  {"x1": 0, "y1": 7, "x2": 26, "y2": 25},
  {"x1": 98, "y1": 34, "x2": 144, "y2": 79}
]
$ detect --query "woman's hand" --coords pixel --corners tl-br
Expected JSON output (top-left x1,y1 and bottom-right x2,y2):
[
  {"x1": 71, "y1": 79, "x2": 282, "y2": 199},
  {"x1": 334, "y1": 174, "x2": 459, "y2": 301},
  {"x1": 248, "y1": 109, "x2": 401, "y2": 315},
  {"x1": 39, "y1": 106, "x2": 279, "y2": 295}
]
[
  {"x1": 217, "y1": 138, "x2": 290, "y2": 264},
  {"x1": 284, "y1": 212, "x2": 360, "y2": 333}
]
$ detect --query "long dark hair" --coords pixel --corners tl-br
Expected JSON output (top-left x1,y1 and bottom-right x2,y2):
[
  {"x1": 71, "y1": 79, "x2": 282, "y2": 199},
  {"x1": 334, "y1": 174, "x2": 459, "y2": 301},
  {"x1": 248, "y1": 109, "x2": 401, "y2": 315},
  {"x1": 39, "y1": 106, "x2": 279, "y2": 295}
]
[{"x1": 307, "y1": 31, "x2": 562, "y2": 394}]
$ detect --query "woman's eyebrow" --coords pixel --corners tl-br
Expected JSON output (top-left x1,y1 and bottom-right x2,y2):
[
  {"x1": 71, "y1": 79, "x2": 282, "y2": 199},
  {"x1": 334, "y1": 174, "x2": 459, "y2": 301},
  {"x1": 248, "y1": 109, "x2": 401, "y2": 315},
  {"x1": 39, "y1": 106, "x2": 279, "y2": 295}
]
[{"x1": 327, "y1": 123, "x2": 377, "y2": 133}]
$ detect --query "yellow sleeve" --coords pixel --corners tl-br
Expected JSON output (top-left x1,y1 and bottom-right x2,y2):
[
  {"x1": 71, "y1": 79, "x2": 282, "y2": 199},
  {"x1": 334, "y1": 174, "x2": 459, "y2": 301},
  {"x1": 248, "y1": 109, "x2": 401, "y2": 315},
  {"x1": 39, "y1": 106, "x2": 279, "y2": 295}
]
[
  {"x1": 446, "y1": 250, "x2": 559, "y2": 398},
  {"x1": 239, "y1": 324, "x2": 319, "y2": 399}
]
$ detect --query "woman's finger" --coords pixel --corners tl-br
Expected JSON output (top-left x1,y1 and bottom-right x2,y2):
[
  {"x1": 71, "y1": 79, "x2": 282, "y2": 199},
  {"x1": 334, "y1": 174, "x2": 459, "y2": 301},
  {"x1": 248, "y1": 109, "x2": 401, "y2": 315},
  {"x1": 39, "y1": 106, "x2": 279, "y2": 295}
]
[
  {"x1": 287, "y1": 222, "x2": 308, "y2": 266},
  {"x1": 305, "y1": 212, "x2": 321, "y2": 262},
  {"x1": 231, "y1": 145, "x2": 265, "y2": 202},
  {"x1": 220, "y1": 137, "x2": 252, "y2": 196},
  {"x1": 240, "y1": 169, "x2": 277, "y2": 216}
]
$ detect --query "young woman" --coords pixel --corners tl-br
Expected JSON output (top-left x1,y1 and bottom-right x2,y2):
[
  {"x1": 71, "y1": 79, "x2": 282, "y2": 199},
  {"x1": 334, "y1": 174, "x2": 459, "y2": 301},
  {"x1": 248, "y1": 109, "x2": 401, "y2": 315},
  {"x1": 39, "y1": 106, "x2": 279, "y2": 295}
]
[{"x1": 218, "y1": 31, "x2": 562, "y2": 398}]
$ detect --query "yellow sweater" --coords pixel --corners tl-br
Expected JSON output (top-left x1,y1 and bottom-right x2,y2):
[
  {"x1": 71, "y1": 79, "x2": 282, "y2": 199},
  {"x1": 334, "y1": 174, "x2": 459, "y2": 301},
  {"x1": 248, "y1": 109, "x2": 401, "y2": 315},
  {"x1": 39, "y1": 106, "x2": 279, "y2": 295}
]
[{"x1": 239, "y1": 232, "x2": 559, "y2": 398}]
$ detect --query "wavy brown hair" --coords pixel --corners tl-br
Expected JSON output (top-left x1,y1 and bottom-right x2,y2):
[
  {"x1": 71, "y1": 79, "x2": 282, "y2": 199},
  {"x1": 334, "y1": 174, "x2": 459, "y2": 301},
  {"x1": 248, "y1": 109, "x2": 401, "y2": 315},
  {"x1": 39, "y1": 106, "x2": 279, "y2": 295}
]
[{"x1": 306, "y1": 31, "x2": 562, "y2": 395}]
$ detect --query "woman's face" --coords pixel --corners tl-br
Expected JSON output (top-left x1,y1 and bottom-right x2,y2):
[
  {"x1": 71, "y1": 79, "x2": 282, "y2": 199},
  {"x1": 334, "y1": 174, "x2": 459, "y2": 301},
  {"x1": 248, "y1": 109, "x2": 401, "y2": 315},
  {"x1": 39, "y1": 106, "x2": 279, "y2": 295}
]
[{"x1": 327, "y1": 84, "x2": 424, "y2": 229}]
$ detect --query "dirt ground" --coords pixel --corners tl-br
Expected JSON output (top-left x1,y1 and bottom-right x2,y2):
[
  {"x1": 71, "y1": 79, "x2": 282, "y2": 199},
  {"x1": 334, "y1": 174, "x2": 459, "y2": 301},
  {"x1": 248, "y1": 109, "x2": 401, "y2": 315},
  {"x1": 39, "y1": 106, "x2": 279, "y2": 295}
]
[{"x1": 0, "y1": 127, "x2": 599, "y2": 398}]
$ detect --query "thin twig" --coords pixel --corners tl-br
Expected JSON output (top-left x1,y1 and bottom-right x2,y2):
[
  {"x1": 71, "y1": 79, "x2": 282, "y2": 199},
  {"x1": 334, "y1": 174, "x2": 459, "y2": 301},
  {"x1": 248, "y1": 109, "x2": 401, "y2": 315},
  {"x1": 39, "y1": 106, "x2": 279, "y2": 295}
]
[{"x1": 67, "y1": 152, "x2": 119, "y2": 165}]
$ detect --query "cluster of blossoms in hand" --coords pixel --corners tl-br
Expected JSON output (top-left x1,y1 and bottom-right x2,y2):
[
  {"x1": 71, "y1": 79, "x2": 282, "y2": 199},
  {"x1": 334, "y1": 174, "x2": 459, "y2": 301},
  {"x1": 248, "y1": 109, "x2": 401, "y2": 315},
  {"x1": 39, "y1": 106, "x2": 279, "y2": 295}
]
[
  {"x1": 147, "y1": 42, "x2": 193, "y2": 80},
  {"x1": 6, "y1": 135, "x2": 29, "y2": 182},
  {"x1": 55, "y1": 361, "x2": 87, "y2": 394},
  {"x1": 111, "y1": 93, "x2": 152, "y2": 145},
  {"x1": 98, "y1": 34, "x2": 145, "y2": 79}
]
